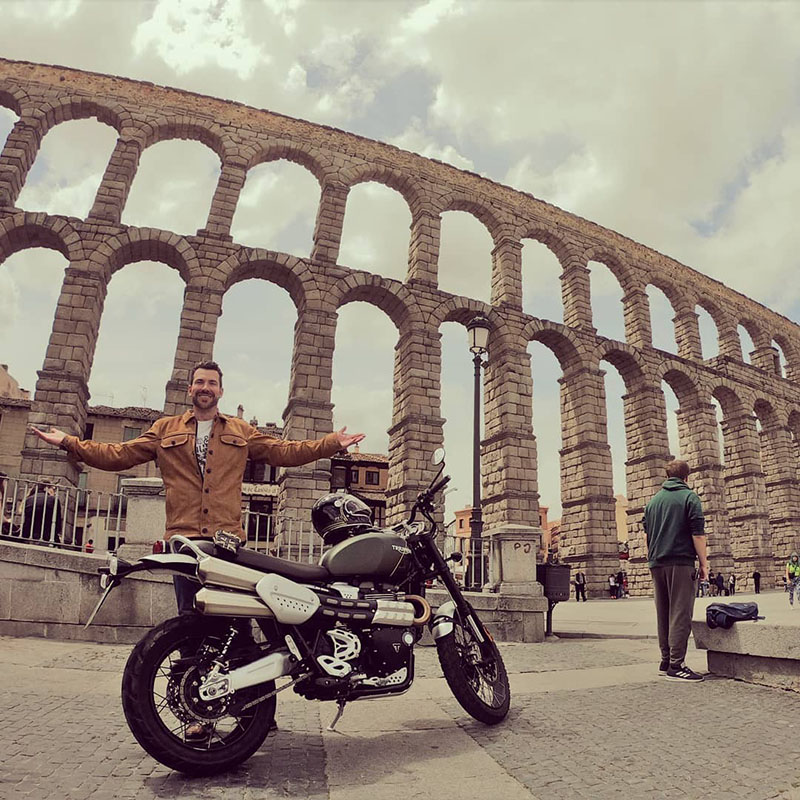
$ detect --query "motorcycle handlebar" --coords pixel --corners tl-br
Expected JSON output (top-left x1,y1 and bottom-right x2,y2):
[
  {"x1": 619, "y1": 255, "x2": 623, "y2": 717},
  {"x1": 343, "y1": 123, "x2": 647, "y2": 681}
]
[{"x1": 430, "y1": 474, "x2": 451, "y2": 496}]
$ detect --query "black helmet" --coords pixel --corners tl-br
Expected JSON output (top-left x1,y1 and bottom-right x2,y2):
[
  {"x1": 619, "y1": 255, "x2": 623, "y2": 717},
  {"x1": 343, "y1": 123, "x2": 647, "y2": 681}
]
[{"x1": 311, "y1": 492, "x2": 373, "y2": 546}]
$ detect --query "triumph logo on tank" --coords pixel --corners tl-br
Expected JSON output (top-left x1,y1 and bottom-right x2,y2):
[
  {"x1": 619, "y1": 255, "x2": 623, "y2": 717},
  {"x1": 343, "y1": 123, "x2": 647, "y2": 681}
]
[{"x1": 392, "y1": 545, "x2": 411, "y2": 555}]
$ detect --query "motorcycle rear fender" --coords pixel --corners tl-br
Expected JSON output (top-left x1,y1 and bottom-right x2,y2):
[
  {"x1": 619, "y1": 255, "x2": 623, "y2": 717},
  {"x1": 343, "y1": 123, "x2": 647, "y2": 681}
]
[{"x1": 430, "y1": 600, "x2": 456, "y2": 639}]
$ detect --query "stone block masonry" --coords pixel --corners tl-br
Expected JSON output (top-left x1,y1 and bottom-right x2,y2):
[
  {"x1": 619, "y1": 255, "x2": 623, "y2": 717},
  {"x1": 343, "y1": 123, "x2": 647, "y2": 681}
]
[{"x1": 0, "y1": 59, "x2": 798, "y2": 604}]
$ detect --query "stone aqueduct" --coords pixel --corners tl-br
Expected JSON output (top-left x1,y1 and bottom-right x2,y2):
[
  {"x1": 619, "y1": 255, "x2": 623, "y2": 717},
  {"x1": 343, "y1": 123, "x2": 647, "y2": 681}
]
[{"x1": 1, "y1": 58, "x2": 799, "y2": 597}]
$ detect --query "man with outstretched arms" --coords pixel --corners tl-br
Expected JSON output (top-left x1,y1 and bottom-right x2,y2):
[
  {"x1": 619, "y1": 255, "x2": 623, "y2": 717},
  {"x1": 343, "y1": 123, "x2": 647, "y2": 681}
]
[{"x1": 30, "y1": 360, "x2": 365, "y2": 613}]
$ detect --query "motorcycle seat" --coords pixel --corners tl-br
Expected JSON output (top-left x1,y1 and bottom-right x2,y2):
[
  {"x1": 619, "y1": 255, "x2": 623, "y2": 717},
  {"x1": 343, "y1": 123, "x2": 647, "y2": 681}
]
[
  {"x1": 185, "y1": 539, "x2": 331, "y2": 583},
  {"x1": 232, "y1": 547, "x2": 331, "y2": 583}
]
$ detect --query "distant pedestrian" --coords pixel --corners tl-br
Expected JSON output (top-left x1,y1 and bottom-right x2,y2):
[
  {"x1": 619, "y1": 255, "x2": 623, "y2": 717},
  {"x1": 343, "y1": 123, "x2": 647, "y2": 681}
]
[
  {"x1": 20, "y1": 483, "x2": 63, "y2": 544},
  {"x1": 786, "y1": 553, "x2": 800, "y2": 607},
  {"x1": 752, "y1": 570, "x2": 761, "y2": 594},
  {"x1": 699, "y1": 576, "x2": 710, "y2": 597},
  {"x1": 616, "y1": 570, "x2": 625, "y2": 599},
  {"x1": 643, "y1": 459, "x2": 707, "y2": 683},
  {"x1": 728, "y1": 574, "x2": 736, "y2": 596},
  {"x1": 716, "y1": 572, "x2": 725, "y2": 597},
  {"x1": 608, "y1": 574, "x2": 617, "y2": 598},
  {"x1": 84, "y1": 539, "x2": 94, "y2": 554},
  {"x1": 574, "y1": 571, "x2": 587, "y2": 602}
]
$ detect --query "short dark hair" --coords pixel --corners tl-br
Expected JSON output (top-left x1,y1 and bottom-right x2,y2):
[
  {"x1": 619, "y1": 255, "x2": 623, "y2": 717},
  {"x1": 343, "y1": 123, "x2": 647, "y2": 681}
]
[
  {"x1": 665, "y1": 460, "x2": 690, "y2": 480},
  {"x1": 189, "y1": 360, "x2": 223, "y2": 387}
]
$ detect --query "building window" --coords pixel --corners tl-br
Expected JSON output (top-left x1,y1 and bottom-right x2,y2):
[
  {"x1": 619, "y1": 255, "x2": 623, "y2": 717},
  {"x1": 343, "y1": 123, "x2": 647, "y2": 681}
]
[
  {"x1": 331, "y1": 465, "x2": 347, "y2": 490},
  {"x1": 84, "y1": 422, "x2": 94, "y2": 439},
  {"x1": 246, "y1": 499, "x2": 274, "y2": 544},
  {"x1": 365, "y1": 470, "x2": 379, "y2": 486},
  {"x1": 349, "y1": 468, "x2": 359, "y2": 484},
  {"x1": 458, "y1": 518, "x2": 463, "y2": 529},
  {"x1": 370, "y1": 503, "x2": 385, "y2": 527},
  {"x1": 122, "y1": 426, "x2": 142, "y2": 441}
]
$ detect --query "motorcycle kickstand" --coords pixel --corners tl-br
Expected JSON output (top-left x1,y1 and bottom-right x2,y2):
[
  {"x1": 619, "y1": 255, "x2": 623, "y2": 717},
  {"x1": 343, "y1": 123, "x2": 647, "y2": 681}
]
[{"x1": 327, "y1": 699, "x2": 347, "y2": 732}]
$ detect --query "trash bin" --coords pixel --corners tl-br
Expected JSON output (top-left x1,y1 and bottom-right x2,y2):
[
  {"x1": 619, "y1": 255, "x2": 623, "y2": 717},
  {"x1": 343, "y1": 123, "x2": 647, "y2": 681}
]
[{"x1": 536, "y1": 563, "x2": 571, "y2": 635}]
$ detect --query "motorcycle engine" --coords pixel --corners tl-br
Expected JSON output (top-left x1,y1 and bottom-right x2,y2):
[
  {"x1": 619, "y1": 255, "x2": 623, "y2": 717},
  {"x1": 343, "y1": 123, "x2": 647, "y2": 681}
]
[{"x1": 360, "y1": 626, "x2": 415, "y2": 678}]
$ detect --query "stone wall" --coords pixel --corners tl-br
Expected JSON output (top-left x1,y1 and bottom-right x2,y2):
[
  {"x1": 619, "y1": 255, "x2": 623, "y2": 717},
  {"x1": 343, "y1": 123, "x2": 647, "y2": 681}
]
[
  {"x1": 0, "y1": 59, "x2": 799, "y2": 599},
  {"x1": 0, "y1": 539, "x2": 173, "y2": 643}
]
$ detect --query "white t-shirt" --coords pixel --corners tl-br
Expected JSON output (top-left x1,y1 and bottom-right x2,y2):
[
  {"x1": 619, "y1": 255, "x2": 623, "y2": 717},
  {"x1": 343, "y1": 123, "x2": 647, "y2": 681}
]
[{"x1": 195, "y1": 419, "x2": 213, "y2": 476}]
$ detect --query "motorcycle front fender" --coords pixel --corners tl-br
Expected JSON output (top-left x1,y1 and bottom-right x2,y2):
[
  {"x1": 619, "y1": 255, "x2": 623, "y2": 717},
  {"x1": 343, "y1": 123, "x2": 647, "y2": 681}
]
[{"x1": 430, "y1": 600, "x2": 456, "y2": 639}]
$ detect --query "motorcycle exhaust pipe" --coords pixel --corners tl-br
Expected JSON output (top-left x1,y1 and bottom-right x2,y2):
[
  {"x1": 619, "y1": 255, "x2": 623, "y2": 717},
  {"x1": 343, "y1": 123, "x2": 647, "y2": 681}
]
[
  {"x1": 196, "y1": 555, "x2": 266, "y2": 592},
  {"x1": 316, "y1": 594, "x2": 431, "y2": 627},
  {"x1": 405, "y1": 594, "x2": 432, "y2": 626},
  {"x1": 194, "y1": 587, "x2": 275, "y2": 618}
]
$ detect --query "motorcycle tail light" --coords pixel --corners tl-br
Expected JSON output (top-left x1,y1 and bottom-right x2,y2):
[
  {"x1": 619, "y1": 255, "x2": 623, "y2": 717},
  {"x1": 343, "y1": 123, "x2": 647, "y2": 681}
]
[{"x1": 152, "y1": 540, "x2": 165, "y2": 554}]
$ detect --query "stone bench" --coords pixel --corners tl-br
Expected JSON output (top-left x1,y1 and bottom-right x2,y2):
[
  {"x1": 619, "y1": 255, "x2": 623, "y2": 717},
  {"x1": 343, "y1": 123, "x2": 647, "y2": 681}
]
[{"x1": 692, "y1": 615, "x2": 800, "y2": 692}]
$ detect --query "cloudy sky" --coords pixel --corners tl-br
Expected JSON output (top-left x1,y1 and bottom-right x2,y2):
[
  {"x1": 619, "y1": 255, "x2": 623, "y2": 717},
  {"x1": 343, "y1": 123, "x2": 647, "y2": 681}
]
[{"x1": 1, "y1": 0, "x2": 799, "y2": 522}]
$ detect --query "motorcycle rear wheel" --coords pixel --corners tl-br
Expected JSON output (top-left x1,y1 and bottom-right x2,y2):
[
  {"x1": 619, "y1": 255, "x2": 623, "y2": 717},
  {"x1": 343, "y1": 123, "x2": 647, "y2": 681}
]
[
  {"x1": 121, "y1": 615, "x2": 276, "y2": 775},
  {"x1": 436, "y1": 609, "x2": 510, "y2": 724}
]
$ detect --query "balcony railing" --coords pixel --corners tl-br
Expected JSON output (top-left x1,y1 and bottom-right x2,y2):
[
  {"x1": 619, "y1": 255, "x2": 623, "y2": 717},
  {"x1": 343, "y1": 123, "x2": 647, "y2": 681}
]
[{"x1": 0, "y1": 475, "x2": 126, "y2": 552}]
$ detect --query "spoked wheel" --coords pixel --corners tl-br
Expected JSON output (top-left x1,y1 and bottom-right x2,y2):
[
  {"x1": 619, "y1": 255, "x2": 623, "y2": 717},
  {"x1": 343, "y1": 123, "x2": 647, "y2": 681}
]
[
  {"x1": 436, "y1": 608, "x2": 510, "y2": 724},
  {"x1": 121, "y1": 615, "x2": 276, "y2": 775}
]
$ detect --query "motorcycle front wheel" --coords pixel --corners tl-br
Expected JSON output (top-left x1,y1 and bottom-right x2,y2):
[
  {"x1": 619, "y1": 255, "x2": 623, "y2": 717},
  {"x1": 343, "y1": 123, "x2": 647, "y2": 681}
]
[
  {"x1": 121, "y1": 615, "x2": 276, "y2": 775},
  {"x1": 436, "y1": 609, "x2": 510, "y2": 724}
]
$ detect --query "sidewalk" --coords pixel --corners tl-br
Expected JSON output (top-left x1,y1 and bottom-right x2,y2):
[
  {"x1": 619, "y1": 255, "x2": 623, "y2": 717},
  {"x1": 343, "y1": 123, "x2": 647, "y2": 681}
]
[
  {"x1": 2, "y1": 593, "x2": 800, "y2": 800},
  {"x1": 552, "y1": 588, "x2": 794, "y2": 638}
]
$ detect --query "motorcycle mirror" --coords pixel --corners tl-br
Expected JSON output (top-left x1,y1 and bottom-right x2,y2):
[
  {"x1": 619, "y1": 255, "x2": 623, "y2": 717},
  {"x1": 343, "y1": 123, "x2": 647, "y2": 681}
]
[{"x1": 432, "y1": 448, "x2": 445, "y2": 466}]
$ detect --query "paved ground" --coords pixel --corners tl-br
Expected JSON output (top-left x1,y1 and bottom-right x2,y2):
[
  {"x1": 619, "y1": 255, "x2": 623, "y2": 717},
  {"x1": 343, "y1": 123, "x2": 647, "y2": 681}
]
[{"x1": 2, "y1": 591, "x2": 800, "y2": 800}]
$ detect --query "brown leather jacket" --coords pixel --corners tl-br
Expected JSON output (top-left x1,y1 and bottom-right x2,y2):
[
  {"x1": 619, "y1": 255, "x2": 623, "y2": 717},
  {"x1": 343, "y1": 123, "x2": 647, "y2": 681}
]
[{"x1": 61, "y1": 410, "x2": 341, "y2": 541}]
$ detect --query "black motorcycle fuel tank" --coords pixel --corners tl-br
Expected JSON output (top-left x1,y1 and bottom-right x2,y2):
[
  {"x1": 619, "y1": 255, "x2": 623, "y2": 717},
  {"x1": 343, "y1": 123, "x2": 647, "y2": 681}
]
[{"x1": 321, "y1": 531, "x2": 412, "y2": 579}]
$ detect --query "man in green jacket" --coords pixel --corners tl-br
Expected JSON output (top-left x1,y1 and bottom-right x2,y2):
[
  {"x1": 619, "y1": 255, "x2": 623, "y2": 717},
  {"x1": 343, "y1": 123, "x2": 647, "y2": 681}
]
[{"x1": 643, "y1": 460, "x2": 708, "y2": 682}]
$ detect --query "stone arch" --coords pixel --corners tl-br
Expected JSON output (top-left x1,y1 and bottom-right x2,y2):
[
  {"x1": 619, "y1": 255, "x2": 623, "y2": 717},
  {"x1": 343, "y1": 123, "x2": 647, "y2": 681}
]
[
  {"x1": 245, "y1": 140, "x2": 332, "y2": 186},
  {"x1": 644, "y1": 275, "x2": 691, "y2": 315},
  {"x1": 220, "y1": 249, "x2": 317, "y2": 313},
  {"x1": 331, "y1": 272, "x2": 422, "y2": 332},
  {"x1": 0, "y1": 213, "x2": 84, "y2": 264},
  {"x1": 524, "y1": 319, "x2": 587, "y2": 374},
  {"x1": 660, "y1": 366, "x2": 701, "y2": 408},
  {"x1": 738, "y1": 315, "x2": 766, "y2": 352},
  {"x1": 438, "y1": 192, "x2": 505, "y2": 243},
  {"x1": 28, "y1": 96, "x2": 130, "y2": 136},
  {"x1": 94, "y1": 229, "x2": 199, "y2": 283},
  {"x1": 340, "y1": 163, "x2": 425, "y2": 216},
  {"x1": 583, "y1": 246, "x2": 636, "y2": 294},
  {"x1": 712, "y1": 383, "x2": 747, "y2": 418},
  {"x1": 430, "y1": 295, "x2": 491, "y2": 330},
  {"x1": 0, "y1": 85, "x2": 26, "y2": 116},
  {"x1": 517, "y1": 225, "x2": 578, "y2": 270},
  {"x1": 753, "y1": 396, "x2": 779, "y2": 429},
  {"x1": 772, "y1": 331, "x2": 797, "y2": 380},
  {"x1": 596, "y1": 341, "x2": 649, "y2": 391},
  {"x1": 138, "y1": 116, "x2": 229, "y2": 164}
]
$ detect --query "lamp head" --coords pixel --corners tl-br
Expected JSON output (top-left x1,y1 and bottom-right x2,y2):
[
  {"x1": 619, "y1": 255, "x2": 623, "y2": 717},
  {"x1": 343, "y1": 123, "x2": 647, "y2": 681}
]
[{"x1": 466, "y1": 314, "x2": 491, "y2": 354}]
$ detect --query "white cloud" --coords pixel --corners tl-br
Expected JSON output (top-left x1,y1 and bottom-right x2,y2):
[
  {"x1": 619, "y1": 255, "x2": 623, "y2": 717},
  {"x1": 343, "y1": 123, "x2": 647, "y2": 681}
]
[
  {"x1": 133, "y1": 0, "x2": 268, "y2": 79},
  {"x1": 390, "y1": 119, "x2": 474, "y2": 171}
]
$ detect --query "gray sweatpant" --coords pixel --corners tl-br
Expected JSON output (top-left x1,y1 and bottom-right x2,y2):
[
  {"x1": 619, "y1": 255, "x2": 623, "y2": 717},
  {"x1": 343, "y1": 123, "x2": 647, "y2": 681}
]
[{"x1": 651, "y1": 564, "x2": 697, "y2": 666}]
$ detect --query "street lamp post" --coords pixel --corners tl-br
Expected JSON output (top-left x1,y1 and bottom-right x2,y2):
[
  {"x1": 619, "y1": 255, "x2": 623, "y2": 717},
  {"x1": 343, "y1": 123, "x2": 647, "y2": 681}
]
[{"x1": 465, "y1": 314, "x2": 490, "y2": 592}]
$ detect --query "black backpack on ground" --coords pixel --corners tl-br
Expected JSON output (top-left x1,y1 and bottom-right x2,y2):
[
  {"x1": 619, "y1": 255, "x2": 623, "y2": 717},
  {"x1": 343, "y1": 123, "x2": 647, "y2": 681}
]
[{"x1": 705, "y1": 602, "x2": 763, "y2": 630}]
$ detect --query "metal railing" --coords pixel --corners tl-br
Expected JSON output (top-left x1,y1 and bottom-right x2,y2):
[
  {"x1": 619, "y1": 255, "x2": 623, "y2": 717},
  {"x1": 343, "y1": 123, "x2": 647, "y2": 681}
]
[
  {"x1": 242, "y1": 509, "x2": 325, "y2": 563},
  {"x1": 0, "y1": 476, "x2": 495, "y2": 587},
  {"x1": 441, "y1": 533, "x2": 491, "y2": 589},
  {"x1": 0, "y1": 475, "x2": 126, "y2": 553}
]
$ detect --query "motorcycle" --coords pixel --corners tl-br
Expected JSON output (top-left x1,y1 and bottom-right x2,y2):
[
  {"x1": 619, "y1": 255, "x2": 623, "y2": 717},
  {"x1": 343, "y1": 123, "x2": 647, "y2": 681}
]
[{"x1": 87, "y1": 449, "x2": 510, "y2": 775}]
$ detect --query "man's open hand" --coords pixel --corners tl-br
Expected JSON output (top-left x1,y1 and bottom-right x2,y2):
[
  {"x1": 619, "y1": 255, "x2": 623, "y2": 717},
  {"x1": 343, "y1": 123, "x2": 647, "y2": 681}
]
[
  {"x1": 29, "y1": 425, "x2": 67, "y2": 447},
  {"x1": 335, "y1": 427, "x2": 365, "y2": 450}
]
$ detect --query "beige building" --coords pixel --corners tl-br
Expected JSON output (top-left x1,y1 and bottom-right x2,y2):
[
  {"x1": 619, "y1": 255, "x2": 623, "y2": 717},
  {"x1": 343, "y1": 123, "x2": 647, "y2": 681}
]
[{"x1": 330, "y1": 447, "x2": 389, "y2": 527}]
